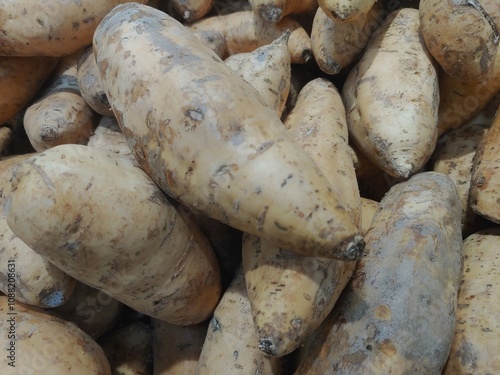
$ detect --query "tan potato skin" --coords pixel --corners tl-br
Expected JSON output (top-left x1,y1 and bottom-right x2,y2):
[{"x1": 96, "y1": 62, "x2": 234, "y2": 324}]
[
  {"x1": 190, "y1": 10, "x2": 312, "y2": 64},
  {"x1": 285, "y1": 78, "x2": 361, "y2": 227},
  {"x1": 171, "y1": 0, "x2": 214, "y2": 22},
  {"x1": 241, "y1": 78, "x2": 361, "y2": 357},
  {"x1": 318, "y1": 0, "x2": 376, "y2": 22},
  {"x1": 311, "y1": 3, "x2": 382, "y2": 75},
  {"x1": 295, "y1": 172, "x2": 463, "y2": 374},
  {"x1": 342, "y1": 8, "x2": 439, "y2": 178},
  {"x1": 94, "y1": 3, "x2": 364, "y2": 260},
  {"x1": 0, "y1": 126, "x2": 11, "y2": 155},
  {"x1": 152, "y1": 320, "x2": 207, "y2": 375},
  {"x1": 0, "y1": 56, "x2": 59, "y2": 124},
  {"x1": 0, "y1": 0, "x2": 148, "y2": 57},
  {"x1": 87, "y1": 115, "x2": 136, "y2": 163},
  {"x1": 0, "y1": 296, "x2": 111, "y2": 374},
  {"x1": 3, "y1": 144, "x2": 221, "y2": 325},
  {"x1": 224, "y1": 32, "x2": 291, "y2": 116},
  {"x1": 469, "y1": 104, "x2": 500, "y2": 223},
  {"x1": 192, "y1": 29, "x2": 227, "y2": 58},
  {"x1": 419, "y1": 0, "x2": 499, "y2": 83},
  {"x1": 24, "y1": 52, "x2": 97, "y2": 152},
  {"x1": 249, "y1": 0, "x2": 318, "y2": 23},
  {"x1": 438, "y1": 54, "x2": 500, "y2": 136},
  {"x1": 100, "y1": 322, "x2": 153, "y2": 375},
  {"x1": 443, "y1": 228, "x2": 500, "y2": 374},
  {"x1": 195, "y1": 266, "x2": 282, "y2": 375},
  {"x1": 432, "y1": 94, "x2": 499, "y2": 236},
  {"x1": 0, "y1": 153, "x2": 77, "y2": 308},
  {"x1": 242, "y1": 236, "x2": 356, "y2": 357},
  {"x1": 360, "y1": 197, "x2": 378, "y2": 234},
  {"x1": 54, "y1": 282, "x2": 123, "y2": 340},
  {"x1": 77, "y1": 46, "x2": 113, "y2": 117}
]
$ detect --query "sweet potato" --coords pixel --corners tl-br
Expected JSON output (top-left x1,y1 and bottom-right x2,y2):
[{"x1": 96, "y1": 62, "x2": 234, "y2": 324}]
[
  {"x1": 93, "y1": 3, "x2": 364, "y2": 260},
  {"x1": 0, "y1": 296, "x2": 111, "y2": 374},
  {"x1": 170, "y1": 0, "x2": 215, "y2": 22},
  {"x1": 469, "y1": 101, "x2": 500, "y2": 223},
  {"x1": 241, "y1": 78, "x2": 361, "y2": 357},
  {"x1": 224, "y1": 32, "x2": 291, "y2": 116},
  {"x1": 437, "y1": 55, "x2": 500, "y2": 136},
  {"x1": 318, "y1": 0, "x2": 376, "y2": 21},
  {"x1": 192, "y1": 29, "x2": 227, "y2": 58},
  {"x1": 0, "y1": 153, "x2": 77, "y2": 308},
  {"x1": 0, "y1": 56, "x2": 59, "y2": 124},
  {"x1": 54, "y1": 282, "x2": 123, "y2": 340},
  {"x1": 342, "y1": 8, "x2": 439, "y2": 178},
  {"x1": 249, "y1": 0, "x2": 318, "y2": 23},
  {"x1": 77, "y1": 45, "x2": 113, "y2": 117},
  {"x1": 432, "y1": 94, "x2": 499, "y2": 236},
  {"x1": 86, "y1": 116, "x2": 135, "y2": 163},
  {"x1": 152, "y1": 320, "x2": 207, "y2": 375},
  {"x1": 0, "y1": 0, "x2": 148, "y2": 57},
  {"x1": 196, "y1": 265, "x2": 282, "y2": 374},
  {"x1": 443, "y1": 228, "x2": 500, "y2": 374},
  {"x1": 295, "y1": 172, "x2": 463, "y2": 374},
  {"x1": 24, "y1": 51, "x2": 97, "y2": 152},
  {"x1": 100, "y1": 321, "x2": 153, "y2": 375},
  {"x1": 360, "y1": 197, "x2": 378, "y2": 234},
  {"x1": 190, "y1": 10, "x2": 313, "y2": 63},
  {"x1": 3, "y1": 144, "x2": 221, "y2": 325},
  {"x1": 311, "y1": 3, "x2": 382, "y2": 75},
  {"x1": 419, "y1": 0, "x2": 499, "y2": 83}
]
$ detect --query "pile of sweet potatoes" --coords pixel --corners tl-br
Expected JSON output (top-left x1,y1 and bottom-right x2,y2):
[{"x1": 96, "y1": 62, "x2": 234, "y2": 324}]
[{"x1": 0, "y1": 0, "x2": 499, "y2": 374}]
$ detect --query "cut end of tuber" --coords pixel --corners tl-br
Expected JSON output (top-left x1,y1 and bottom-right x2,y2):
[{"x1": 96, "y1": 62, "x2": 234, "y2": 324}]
[
  {"x1": 258, "y1": 337, "x2": 278, "y2": 356},
  {"x1": 336, "y1": 234, "x2": 365, "y2": 261}
]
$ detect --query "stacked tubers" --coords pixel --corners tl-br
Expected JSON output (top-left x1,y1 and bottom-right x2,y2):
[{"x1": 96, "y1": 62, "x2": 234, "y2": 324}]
[{"x1": 0, "y1": 1, "x2": 500, "y2": 374}]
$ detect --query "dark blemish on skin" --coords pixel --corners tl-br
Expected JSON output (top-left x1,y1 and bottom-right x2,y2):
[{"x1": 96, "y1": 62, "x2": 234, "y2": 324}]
[
  {"x1": 281, "y1": 173, "x2": 293, "y2": 187},
  {"x1": 257, "y1": 206, "x2": 269, "y2": 232},
  {"x1": 274, "y1": 221, "x2": 288, "y2": 231},
  {"x1": 96, "y1": 91, "x2": 110, "y2": 106},
  {"x1": 256, "y1": 141, "x2": 274, "y2": 153},
  {"x1": 211, "y1": 316, "x2": 221, "y2": 332},
  {"x1": 82, "y1": 16, "x2": 95, "y2": 24},
  {"x1": 214, "y1": 164, "x2": 237, "y2": 179},
  {"x1": 456, "y1": 341, "x2": 478, "y2": 370}
]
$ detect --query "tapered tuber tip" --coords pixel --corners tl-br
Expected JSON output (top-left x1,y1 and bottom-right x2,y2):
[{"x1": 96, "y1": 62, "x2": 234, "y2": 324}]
[
  {"x1": 337, "y1": 234, "x2": 365, "y2": 261},
  {"x1": 275, "y1": 29, "x2": 291, "y2": 45},
  {"x1": 259, "y1": 338, "x2": 278, "y2": 356}
]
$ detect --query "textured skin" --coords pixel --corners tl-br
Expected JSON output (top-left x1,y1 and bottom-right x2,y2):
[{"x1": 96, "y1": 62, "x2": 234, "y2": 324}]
[
  {"x1": 295, "y1": 172, "x2": 463, "y2": 375},
  {"x1": 0, "y1": 154, "x2": 76, "y2": 308},
  {"x1": 0, "y1": 0, "x2": 148, "y2": 56},
  {"x1": 470, "y1": 105, "x2": 500, "y2": 223},
  {"x1": 420, "y1": 0, "x2": 499, "y2": 83},
  {"x1": 249, "y1": 0, "x2": 317, "y2": 23},
  {"x1": 342, "y1": 8, "x2": 439, "y2": 179},
  {"x1": 4, "y1": 145, "x2": 221, "y2": 325},
  {"x1": 196, "y1": 266, "x2": 282, "y2": 375},
  {"x1": 190, "y1": 10, "x2": 312, "y2": 63},
  {"x1": 225, "y1": 32, "x2": 291, "y2": 116},
  {"x1": 443, "y1": 228, "x2": 500, "y2": 374},
  {"x1": 0, "y1": 296, "x2": 111, "y2": 374},
  {"x1": 0, "y1": 56, "x2": 58, "y2": 124},
  {"x1": 93, "y1": 3, "x2": 364, "y2": 260},
  {"x1": 318, "y1": 0, "x2": 376, "y2": 22},
  {"x1": 311, "y1": 3, "x2": 382, "y2": 75}
]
